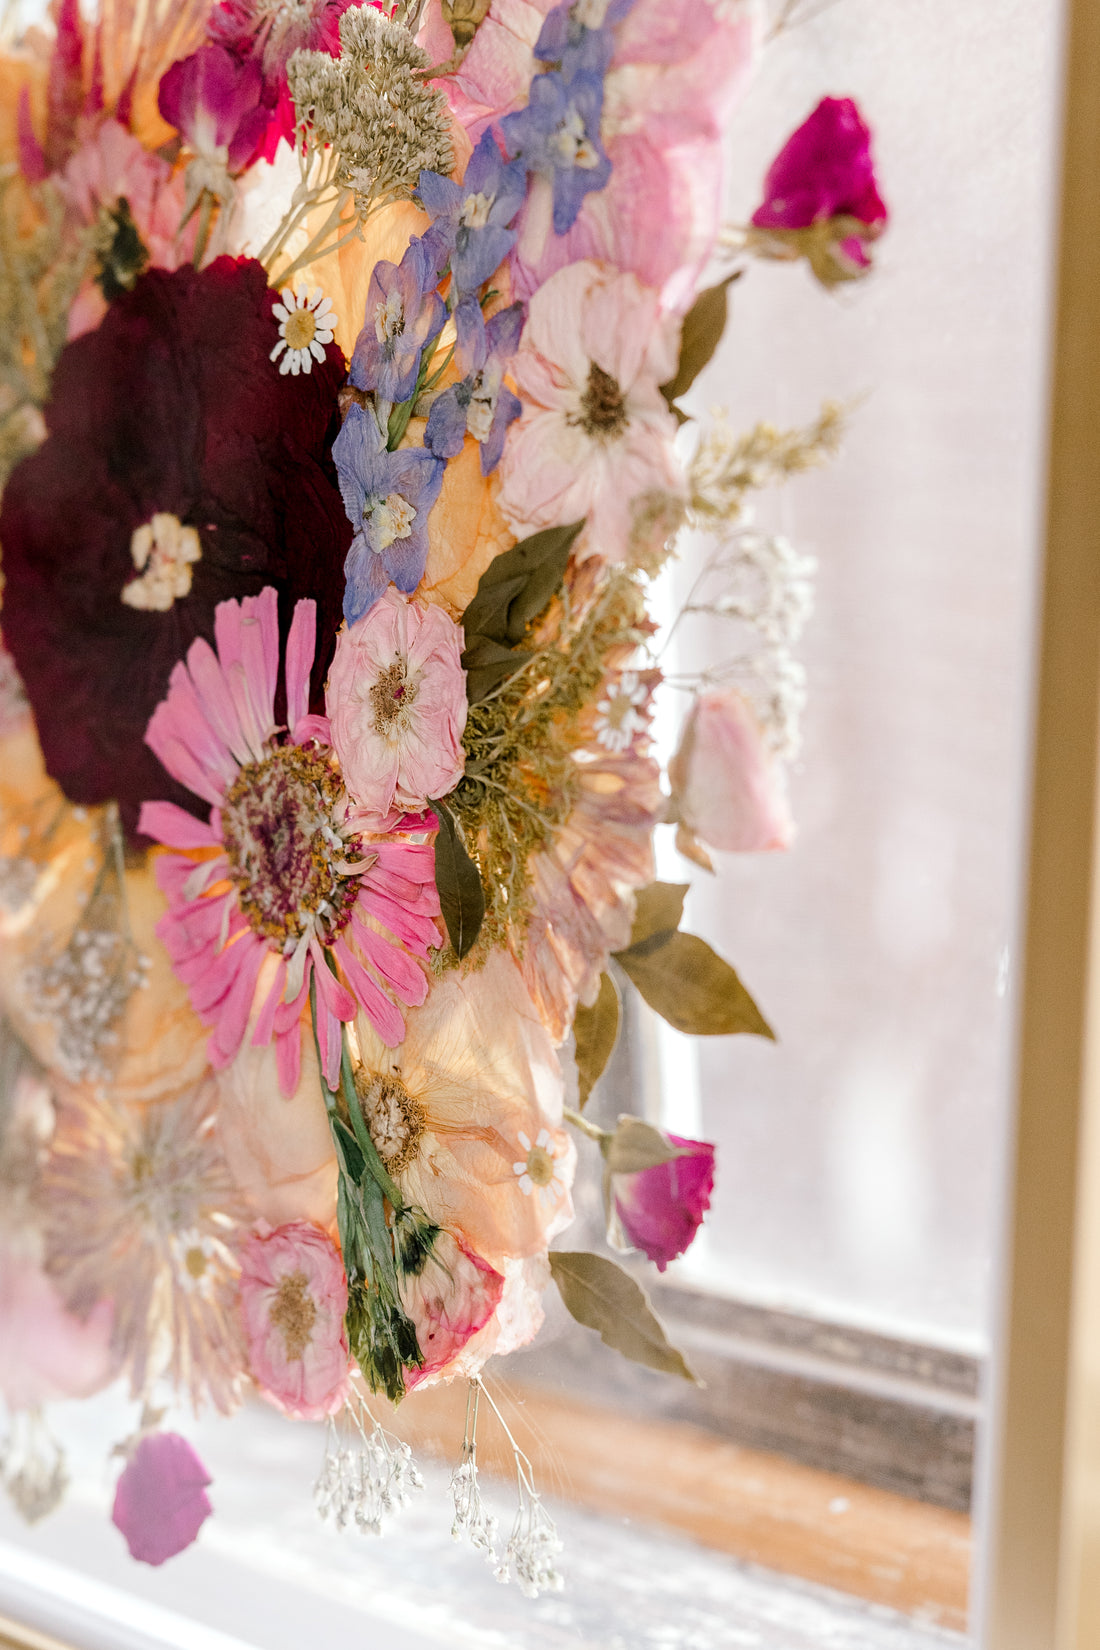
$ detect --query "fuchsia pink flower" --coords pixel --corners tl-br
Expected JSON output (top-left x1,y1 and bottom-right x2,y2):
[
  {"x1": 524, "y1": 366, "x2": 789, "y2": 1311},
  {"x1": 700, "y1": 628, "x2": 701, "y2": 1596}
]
[
  {"x1": 401, "y1": 1230, "x2": 505, "y2": 1390},
  {"x1": 612, "y1": 1134, "x2": 715, "y2": 1272},
  {"x1": 238, "y1": 1220, "x2": 351, "y2": 1419},
  {"x1": 668, "y1": 688, "x2": 793, "y2": 860},
  {"x1": 158, "y1": 45, "x2": 270, "y2": 202},
  {"x1": 326, "y1": 587, "x2": 468, "y2": 826},
  {"x1": 112, "y1": 1433, "x2": 213, "y2": 1566},
  {"x1": 750, "y1": 96, "x2": 888, "y2": 283},
  {"x1": 138, "y1": 587, "x2": 441, "y2": 1096},
  {"x1": 497, "y1": 260, "x2": 684, "y2": 566}
]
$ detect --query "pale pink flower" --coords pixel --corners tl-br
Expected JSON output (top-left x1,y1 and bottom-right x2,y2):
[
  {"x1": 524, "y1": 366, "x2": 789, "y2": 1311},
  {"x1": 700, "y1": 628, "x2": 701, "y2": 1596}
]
[
  {"x1": 421, "y1": 0, "x2": 759, "y2": 309},
  {"x1": 216, "y1": 1028, "x2": 338, "y2": 1233},
  {"x1": 238, "y1": 1220, "x2": 351, "y2": 1420},
  {"x1": 326, "y1": 588, "x2": 468, "y2": 827},
  {"x1": 61, "y1": 119, "x2": 197, "y2": 340},
  {"x1": 138, "y1": 588, "x2": 441, "y2": 1096},
  {"x1": 112, "y1": 1432, "x2": 213, "y2": 1566},
  {"x1": 414, "y1": 1254, "x2": 547, "y2": 1387},
  {"x1": 518, "y1": 651, "x2": 663, "y2": 1038},
  {"x1": 401, "y1": 1229, "x2": 505, "y2": 1391},
  {"x1": 352, "y1": 949, "x2": 574, "y2": 1269},
  {"x1": 497, "y1": 261, "x2": 684, "y2": 567},
  {"x1": 668, "y1": 688, "x2": 794, "y2": 858},
  {"x1": 0, "y1": 1235, "x2": 115, "y2": 1411}
]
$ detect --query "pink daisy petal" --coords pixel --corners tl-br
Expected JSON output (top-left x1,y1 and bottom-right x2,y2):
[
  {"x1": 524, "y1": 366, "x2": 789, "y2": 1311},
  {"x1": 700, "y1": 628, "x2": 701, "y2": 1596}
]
[
  {"x1": 137, "y1": 801, "x2": 220, "y2": 850},
  {"x1": 284, "y1": 598, "x2": 317, "y2": 734}
]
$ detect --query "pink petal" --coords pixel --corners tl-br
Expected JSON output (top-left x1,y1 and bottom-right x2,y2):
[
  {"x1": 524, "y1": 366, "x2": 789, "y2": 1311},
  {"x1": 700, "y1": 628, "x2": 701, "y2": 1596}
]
[
  {"x1": 112, "y1": 1433, "x2": 212, "y2": 1567},
  {"x1": 137, "y1": 800, "x2": 219, "y2": 850},
  {"x1": 284, "y1": 598, "x2": 316, "y2": 733}
]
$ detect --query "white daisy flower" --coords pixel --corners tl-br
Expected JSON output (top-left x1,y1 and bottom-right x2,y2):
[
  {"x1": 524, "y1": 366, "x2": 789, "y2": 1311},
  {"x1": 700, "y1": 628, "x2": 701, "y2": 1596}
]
[
  {"x1": 593, "y1": 669, "x2": 649, "y2": 753},
  {"x1": 270, "y1": 286, "x2": 337, "y2": 377},
  {"x1": 513, "y1": 1129, "x2": 569, "y2": 1208}
]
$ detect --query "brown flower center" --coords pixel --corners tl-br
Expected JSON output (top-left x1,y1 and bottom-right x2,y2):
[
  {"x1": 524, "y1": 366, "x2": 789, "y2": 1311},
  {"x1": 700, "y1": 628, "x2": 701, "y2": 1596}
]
[
  {"x1": 578, "y1": 363, "x2": 628, "y2": 438},
  {"x1": 284, "y1": 307, "x2": 317, "y2": 352},
  {"x1": 369, "y1": 658, "x2": 419, "y2": 737},
  {"x1": 221, "y1": 743, "x2": 356, "y2": 947},
  {"x1": 356, "y1": 1071, "x2": 426, "y2": 1173},
  {"x1": 269, "y1": 1270, "x2": 317, "y2": 1361}
]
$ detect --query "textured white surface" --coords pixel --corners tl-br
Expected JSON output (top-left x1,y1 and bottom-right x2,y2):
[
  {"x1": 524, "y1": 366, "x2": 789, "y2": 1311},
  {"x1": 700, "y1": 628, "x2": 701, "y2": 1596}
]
[{"x1": 0, "y1": 1398, "x2": 964, "y2": 1650}]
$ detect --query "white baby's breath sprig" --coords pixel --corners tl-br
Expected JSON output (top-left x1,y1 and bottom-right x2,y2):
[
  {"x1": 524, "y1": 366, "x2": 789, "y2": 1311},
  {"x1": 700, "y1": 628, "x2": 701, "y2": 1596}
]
[
  {"x1": 315, "y1": 1387, "x2": 423, "y2": 1536},
  {"x1": 0, "y1": 1407, "x2": 68, "y2": 1525},
  {"x1": 472, "y1": 1379, "x2": 566, "y2": 1598},
  {"x1": 449, "y1": 1380, "x2": 499, "y2": 1561}
]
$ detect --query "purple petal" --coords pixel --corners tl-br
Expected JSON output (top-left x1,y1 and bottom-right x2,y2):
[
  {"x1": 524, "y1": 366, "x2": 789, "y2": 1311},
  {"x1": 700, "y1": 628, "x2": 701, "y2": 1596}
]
[
  {"x1": 452, "y1": 295, "x2": 488, "y2": 375},
  {"x1": 112, "y1": 1433, "x2": 212, "y2": 1568},
  {"x1": 425, "y1": 385, "x2": 470, "y2": 459},
  {"x1": 343, "y1": 534, "x2": 392, "y2": 624},
  {"x1": 481, "y1": 384, "x2": 521, "y2": 476}
]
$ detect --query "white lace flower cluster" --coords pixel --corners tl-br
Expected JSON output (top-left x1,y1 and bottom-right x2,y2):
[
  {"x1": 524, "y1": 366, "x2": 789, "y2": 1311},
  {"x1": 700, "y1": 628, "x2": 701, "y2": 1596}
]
[{"x1": 315, "y1": 1409, "x2": 423, "y2": 1536}]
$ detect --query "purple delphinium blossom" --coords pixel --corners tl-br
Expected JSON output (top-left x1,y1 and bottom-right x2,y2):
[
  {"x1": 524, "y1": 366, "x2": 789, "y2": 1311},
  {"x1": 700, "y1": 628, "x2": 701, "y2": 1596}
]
[
  {"x1": 112, "y1": 1433, "x2": 213, "y2": 1567},
  {"x1": 751, "y1": 96, "x2": 887, "y2": 237},
  {"x1": 157, "y1": 45, "x2": 269, "y2": 176},
  {"x1": 349, "y1": 241, "x2": 446, "y2": 405},
  {"x1": 333, "y1": 404, "x2": 445, "y2": 623},
  {"x1": 501, "y1": 70, "x2": 611, "y2": 236},
  {"x1": 534, "y1": 0, "x2": 635, "y2": 79},
  {"x1": 612, "y1": 1134, "x2": 715, "y2": 1273},
  {"x1": 425, "y1": 298, "x2": 524, "y2": 476},
  {"x1": 417, "y1": 130, "x2": 527, "y2": 297}
]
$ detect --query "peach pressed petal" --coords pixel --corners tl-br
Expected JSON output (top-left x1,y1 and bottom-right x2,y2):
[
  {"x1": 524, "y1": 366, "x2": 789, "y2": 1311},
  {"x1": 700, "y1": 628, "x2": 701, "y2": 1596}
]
[
  {"x1": 216, "y1": 1029, "x2": 338, "y2": 1234},
  {"x1": 352, "y1": 951, "x2": 574, "y2": 1269},
  {"x1": 409, "y1": 418, "x2": 515, "y2": 614}
]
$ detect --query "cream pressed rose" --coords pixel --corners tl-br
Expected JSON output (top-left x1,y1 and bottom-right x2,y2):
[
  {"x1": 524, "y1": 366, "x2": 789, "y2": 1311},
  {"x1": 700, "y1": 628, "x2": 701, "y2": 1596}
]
[
  {"x1": 496, "y1": 260, "x2": 685, "y2": 567},
  {"x1": 327, "y1": 587, "x2": 468, "y2": 825},
  {"x1": 238, "y1": 1220, "x2": 351, "y2": 1420},
  {"x1": 669, "y1": 688, "x2": 794, "y2": 858}
]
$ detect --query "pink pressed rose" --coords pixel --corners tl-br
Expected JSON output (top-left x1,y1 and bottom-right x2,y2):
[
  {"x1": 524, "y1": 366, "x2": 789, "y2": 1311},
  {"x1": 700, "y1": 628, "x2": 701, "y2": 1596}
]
[
  {"x1": 326, "y1": 587, "x2": 468, "y2": 826},
  {"x1": 238, "y1": 1220, "x2": 351, "y2": 1420},
  {"x1": 0, "y1": 1237, "x2": 115, "y2": 1410},
  {"x1": 401, "y1": 1230, "x2": 505, "y2": 1391},
  {"x1": 612, "y1": 1134, "x2": 715, "y2": 1272},
  {"x1": 668, "y1": 688, "x2": 793, "y2": 860},
  {"x1": 112, "y1": 1433, "x2": 213, "y2": 1566},
  {"x1": 496, "y1": 261, "x2": 684, "y2": 567},
  {"x1": 750, "y1": 96, "x2": 887, "y2": 283}
]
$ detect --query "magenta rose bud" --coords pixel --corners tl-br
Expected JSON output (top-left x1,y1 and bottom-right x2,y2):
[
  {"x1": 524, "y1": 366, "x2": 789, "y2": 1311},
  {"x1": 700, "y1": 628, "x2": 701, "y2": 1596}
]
[
  {"x1": 749, "y1": 96, "x2": 887, "y2": 285},
  {"x1": 112, "y1": 1433, "x2": 213, "y2": 1566},
  {"x1": 613, "y1": 1136, "x2": 716, "y2": 1272}
]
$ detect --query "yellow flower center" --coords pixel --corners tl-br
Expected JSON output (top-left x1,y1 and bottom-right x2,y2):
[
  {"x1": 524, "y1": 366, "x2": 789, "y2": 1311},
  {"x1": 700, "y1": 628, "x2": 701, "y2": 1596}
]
[
  {"x1": 284, "y1": 307, "x2": 318, "y2": 351},
  {"x1": 184, "y1": 1245, "x2": 208, "y2": 1281},
  {"x1": 525, "y1": 1144, "x2": 555, "y2": 1188},
  {"x1": 357, "y1": 1071, "x2": 426, "y2": 1173},
  {"x1": 269, "y1": 1270, "x2": 317, "y2": 1361}
]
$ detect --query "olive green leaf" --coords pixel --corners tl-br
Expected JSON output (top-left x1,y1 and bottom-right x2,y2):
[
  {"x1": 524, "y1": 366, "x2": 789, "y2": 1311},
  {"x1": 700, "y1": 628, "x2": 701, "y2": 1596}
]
[
  {"x1": 461, "y1": 521, "x2": 585, "y2": 649},
  {"x1": 615, "y1": 931, "x2": 774, "y2": 1039},
  {"x1": 659, "y1": 273, "x2": 740, "y2": 409},
  {"x1": 624, "y1": 881, "x2": 689, "y2": 951},
  {"x1": 460, "y1": 634, "x2": 532, "y2": 704},
  {"x1": 549, "y1": 1251, "x2": 698, "y2": 1383},
  {"x1": 428, "y1": 800, "x2": 485, "y2": 959},
  {"x1": 602, "y1": 1115, "x2": 686, "y2": 1175},
  {"x1": 573, "y1": 971, "x2": 621, "y2": 1109}
]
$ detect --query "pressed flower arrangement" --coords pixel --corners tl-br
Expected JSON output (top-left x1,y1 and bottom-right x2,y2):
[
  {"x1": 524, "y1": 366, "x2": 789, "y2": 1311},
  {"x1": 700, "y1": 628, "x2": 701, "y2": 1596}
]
[{"x1": 0, "y1": 0, "x2": 887, "y2": 1590}]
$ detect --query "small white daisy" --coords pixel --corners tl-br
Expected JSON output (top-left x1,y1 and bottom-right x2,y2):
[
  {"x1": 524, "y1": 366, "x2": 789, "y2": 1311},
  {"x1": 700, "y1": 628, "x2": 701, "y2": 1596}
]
[
  {"x1": 512, "y1": 1129, "x2": 569, "y2": 1207},
  {"x1": 270, "y1": 286, "x2": 337, "y2": 377},
  {"x1": 593, "y1": 669, "x2": 649, "y2": 753}
]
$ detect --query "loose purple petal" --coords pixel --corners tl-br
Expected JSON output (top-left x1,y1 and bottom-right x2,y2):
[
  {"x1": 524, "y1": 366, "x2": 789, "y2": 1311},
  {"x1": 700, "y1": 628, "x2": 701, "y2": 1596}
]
[{"x1": 112, "y1": 1433, "x2": 212, "y2": 1567}]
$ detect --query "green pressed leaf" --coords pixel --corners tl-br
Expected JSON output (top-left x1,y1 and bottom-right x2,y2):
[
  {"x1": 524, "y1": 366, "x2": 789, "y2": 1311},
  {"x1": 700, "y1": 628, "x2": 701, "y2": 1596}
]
[
  {"x1": 460, "y1": 635, "x2": 532, "y2": 704},
  {"x1": 659, "y1": 274, "x2": 739, "y2": 408},
  {"x1": 616, "y1": 931, "x2": 775, "y2": 1039},
  {"x1": 603, "y1": 1115, "x2": 685, "y2": 1175},
  {"x1": 573, "y1": 971, "x2": 621, "y2": 1109},
  {"x1": 428, "y1": 801, "x2": 485, "y2": 959},
  {"x1": 622, "y1": 881, "x2": 689, "y2": 952},
  {"x1": 549, "y1": 1251, "x2": 698, "y2": 1383},
  {"x1": 461, "y1": 521, "x2": 584, "y2": 647}
]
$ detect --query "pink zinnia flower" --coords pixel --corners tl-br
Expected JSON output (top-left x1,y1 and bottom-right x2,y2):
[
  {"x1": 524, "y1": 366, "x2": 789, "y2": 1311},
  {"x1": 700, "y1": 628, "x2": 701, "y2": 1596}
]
[
  {"x1": 612, "y1": 1134, "x2": 715, "y2": 1272},
  {"x1": 238, "y1": 1220, "x2": 350, "y2": 1420},
  {"x1": 112, "y1": 1432, "x2": 213, "y2": 1566},
  {"x1": 668, "y1": 688, "x2": 794, "y2": 861},
  {"x1": 138, "y1": 587, "x2": 441, "y2": 1096},
  {"x1": 401, "y1": 1230, "x2": 505, "y2": 1391},
  {"x1": 496, "y1": 261, "x2": 685, "y2": 568},
  {"x1": 326, "y1": 588, "x2": 468, "y2": 827}
]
